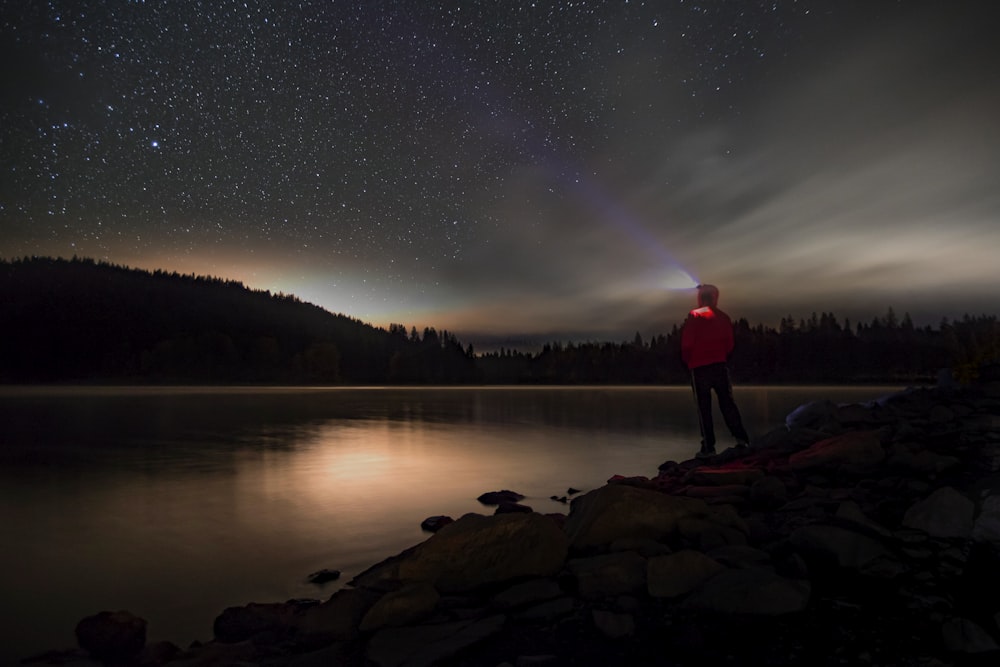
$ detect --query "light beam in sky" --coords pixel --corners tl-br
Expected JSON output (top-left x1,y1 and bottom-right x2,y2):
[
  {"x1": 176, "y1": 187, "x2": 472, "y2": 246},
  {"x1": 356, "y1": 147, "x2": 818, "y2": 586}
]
[{"x1": 1, "y1": 1, "x2": 998, "y2": 347}]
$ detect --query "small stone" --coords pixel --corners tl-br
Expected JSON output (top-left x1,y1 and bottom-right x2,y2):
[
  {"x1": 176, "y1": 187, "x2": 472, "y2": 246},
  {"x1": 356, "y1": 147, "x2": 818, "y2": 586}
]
[
  {"x1": 592, "y1": 609, "x2": 635, "y2": 639},
  {"x1": 420, "y1": 515, "x2": 454, "y2": 532},
  {"x1": 307, "y1": 568, "x2": 341, "y2": 584},
  {"x1": 478, "y1": 489, "x2": 525, "y2": 505}
]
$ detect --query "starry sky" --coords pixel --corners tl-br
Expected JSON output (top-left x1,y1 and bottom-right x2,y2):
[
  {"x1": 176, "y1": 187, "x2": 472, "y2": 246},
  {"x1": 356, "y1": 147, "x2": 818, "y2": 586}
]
[{"x1": 3, "y1": 1, "x2": 998, "y2": 349}]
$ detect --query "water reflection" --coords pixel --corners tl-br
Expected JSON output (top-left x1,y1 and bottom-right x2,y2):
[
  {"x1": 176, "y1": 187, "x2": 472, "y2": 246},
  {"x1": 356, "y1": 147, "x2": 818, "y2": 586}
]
[{"x1": 0, "y1": 385, "x2": 900, "y2": 661}]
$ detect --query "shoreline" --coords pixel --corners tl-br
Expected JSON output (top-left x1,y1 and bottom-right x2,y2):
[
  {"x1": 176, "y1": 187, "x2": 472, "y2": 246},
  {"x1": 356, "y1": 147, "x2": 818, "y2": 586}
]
[{"x1": 25, "y1": 379, "x2": 1000, "y2": 666}]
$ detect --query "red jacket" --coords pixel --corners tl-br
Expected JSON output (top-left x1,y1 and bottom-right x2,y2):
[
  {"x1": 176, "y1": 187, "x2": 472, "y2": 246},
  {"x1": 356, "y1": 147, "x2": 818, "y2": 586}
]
[{"x1": 681, "y1": 306, "x2": 734, "y2": 370}]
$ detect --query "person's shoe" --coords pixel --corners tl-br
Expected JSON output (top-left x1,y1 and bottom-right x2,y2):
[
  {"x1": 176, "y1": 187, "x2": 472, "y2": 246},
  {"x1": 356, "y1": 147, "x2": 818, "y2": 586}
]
[{"x1": 695, "y1": 446, "x2": 716, "y2": 459}]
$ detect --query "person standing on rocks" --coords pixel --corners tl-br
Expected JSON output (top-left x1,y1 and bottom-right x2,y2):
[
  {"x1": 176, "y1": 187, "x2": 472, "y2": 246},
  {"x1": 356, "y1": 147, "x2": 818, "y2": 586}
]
[{"x1": 681, "y1": 283, "x2": 751, "y2": 458}]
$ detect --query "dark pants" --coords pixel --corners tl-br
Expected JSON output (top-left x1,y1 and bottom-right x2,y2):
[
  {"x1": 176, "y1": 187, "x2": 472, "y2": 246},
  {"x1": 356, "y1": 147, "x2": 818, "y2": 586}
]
[{"x1": 690, "y1": 362, "x2": 749, "y2": 448}]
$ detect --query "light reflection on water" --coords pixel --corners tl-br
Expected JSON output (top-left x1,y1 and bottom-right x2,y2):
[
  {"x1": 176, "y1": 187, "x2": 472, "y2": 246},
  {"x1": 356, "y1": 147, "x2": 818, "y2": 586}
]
[{"x1": 0, "y1": 385, "x2": 901, "y2": 661}]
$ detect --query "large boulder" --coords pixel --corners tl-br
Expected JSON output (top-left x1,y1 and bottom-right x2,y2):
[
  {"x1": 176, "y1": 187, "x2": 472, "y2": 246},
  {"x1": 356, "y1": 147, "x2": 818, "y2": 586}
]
[
  {"x1": 355, "y1": 512, "x2": 568, "y2": 594},
  {"x1": 213, "y1": 601, "x2": 305, "y2": 643},
  {"x1": 686, "y1": 467, "x2": 765, "y2": 486},
  {"x1": 566, "y1": 551, "x2": 647, "y2": 598},
  {"x1": 293, "y1": 587, "x2": 380, "y2": 645},
  {"x1": 941, "y1": 617, "x2": 1000, "y2": 654},
  {"x1": 366, "y1": 615, "x2": 506, "y2": 667},
  {"x1": 902, "y1": 486, "x2": 975, "y2": 539},
  {"x1": 788, "y1": 431, "x2": 885, "y2": 471},
  {"x1": 75, "y1": 610, "x2": 147, "y2": 662},
  {"x1": 360, "y1": 583, "x2": 440, "y2": 632},
  {"x1": 681, "y1": 568, "x2": 810, "y2": 615},
  {"x1": 750, "y1": 475, "x2": 788, "y2": 507},
  {"x1": 564, "y1": 484, "x2": 708, "y2": 549},
  {"x1": 647, "y1": 549, "x2": 725, "y2": 598},
  {"x1": 972, "y1": 494, "x2": 1000, "y2": 545},
  {"x1": 790, "y1": 524, "x2": 896, "y2": 573},
  {"x1": 786, "y1": 400, "x2": 840, "y2": 431}
]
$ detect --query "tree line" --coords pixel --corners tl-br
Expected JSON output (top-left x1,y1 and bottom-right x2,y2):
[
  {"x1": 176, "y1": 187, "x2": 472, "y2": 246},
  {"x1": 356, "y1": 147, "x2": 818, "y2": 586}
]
[
  {"x1": 479, "y1": 310, "x2": 998, "y2": 385},
  {"x1": 0, "y1": 257, "x2": 476, "y2": 384},
  {"x1": 2, "y1": 256, "x2": 996, "y2": 385}
]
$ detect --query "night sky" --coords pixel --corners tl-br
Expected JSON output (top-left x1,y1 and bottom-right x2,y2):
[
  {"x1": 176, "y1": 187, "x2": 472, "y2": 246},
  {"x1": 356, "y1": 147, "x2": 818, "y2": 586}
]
[{"x1": 3, "y1": 1, "x2": 998, "y2": 348}]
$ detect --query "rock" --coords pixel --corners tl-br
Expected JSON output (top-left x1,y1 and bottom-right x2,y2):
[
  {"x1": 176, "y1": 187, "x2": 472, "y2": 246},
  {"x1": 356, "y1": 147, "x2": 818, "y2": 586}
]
[
  {"x1": 788, "y1": 431, "x2": 885, "y2": 471},
  {"x1": 790, "y1": 524, "x2": 896, "y2": 573},
  {"x1": 420, "y1": 515, "x2": 453, "y2": 532},
  {"x1": 686, "y1": 467, "x2": 764, "y2": 486},
  {"x1": 478, "y1": 490, "x2": 525, "y2": 505},
  {"x1": 495, "y1": 502, "x2": 533, "y2": 514},
  {"x1": 357, "y1": 512, "x2": 568, "y2": 594},
  {"x1": 360, "y1": 582, "x2": 440, "y2": 632},
  {"x1": 307, "y1": 568, "x2": 341, "y2": 584},
  {"x1": 366, "y1": 615, "x2": 506, "y2": 667},
  {"x1": 941, "y1": 617, "x2": 1000, "y2": 653},
  {"x1": 681, "y1": 567, "x2": 810, "y2": 615},
  {"x1": 930, "y1": 405, "x2": 956, "y2": 423},
  {"x1": 705, "y1": 544, "x2": 773, "y2": 569},
  {"x1": 515, "y1": 655, "x2": 559, "y2": 666},
  {"x1": 902, "y1": 486, "x2": 975, "y2": 539},
  {"x1": 888, "y1": 448, "x2": 961, "y2": 475},
  {"x1": 972, "y1": 494, "x2": 1000, "y2": 544},
  {"x1": 591, "y1": 609, "x2": 635, "y2": 639},
  {"x1": 566, "y1": 551, "x2": 647, "y2": 598},
  {"x1": 609, "y1": 536, "x2": 672, "y2": 557},
  {"x1": 834, "y1": 500, "x2": 892, "y2": 537},
  {"x1": 213, "y1": 601, "x2": 300, "y2": 643},
  {"x1": 751, "y1": 425, "x2": 827, "y2": 453},
  {"x1": 647, "y1": 549, "x2": 725, "y2": 598},
  {"x1": 139, "y1": 640, "x2": 181, "y2": 664},
  {"x1": 493, "y1": 578, "x2": 563, "y2": 609},
  {"x1": 293, "y1": 587, "x2": 380, "y2": 644},
  {"x1": 74, "y1": 610, "x2": 147, "y2": 662},
  {"x1": 677, "y1": 516, "x2": 748, "y2": 550},
  {"x1": 786, "y1": 400, "x2": 839, "y2": 431},
  {"x1": 684, "y1": 484, "x2": 750, "y2": 498},
  {"x1": 835, "y1": 402, "x2": 890, "y2": 426},
  {"x1": 513, "y1": 597, "x2": 575, "y2": 621},
  {"x1": 564, "y1": 483, "x2": 708, "y2": 549},
  {"x1": 750, "y1": 475, "x2": 788, "y2": 506},
  {"x1": 164, "y1": 639, "x2": 258, "y2": 666}
]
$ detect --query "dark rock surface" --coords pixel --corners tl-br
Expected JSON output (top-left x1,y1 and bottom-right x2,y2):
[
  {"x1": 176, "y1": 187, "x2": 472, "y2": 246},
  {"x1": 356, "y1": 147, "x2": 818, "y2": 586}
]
[
  {"x1": 306, "y1": 568, "x2": 341, "y2": 585},
  {"x1": 29, "y1": 378, "x2": 1000, "y2": 666},
  {"x1": 421, "y1": 515, "x2": 455, "y2": 533},
  {"x1": 477, "y1": 490, "x2": 526, "y2": 506},
  {"x1": 74, "y1": 610, "x2": 147, "y2": 662}
]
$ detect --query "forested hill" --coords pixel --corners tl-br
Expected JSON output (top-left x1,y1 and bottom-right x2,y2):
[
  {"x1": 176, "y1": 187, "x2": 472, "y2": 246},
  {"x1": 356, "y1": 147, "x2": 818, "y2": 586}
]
[
  {"x1": 0, "y1": 257, "x2": 476, "y2": 384},
  {"x1": 3, "y1": 257, "x2": 997, "y2": 385}
]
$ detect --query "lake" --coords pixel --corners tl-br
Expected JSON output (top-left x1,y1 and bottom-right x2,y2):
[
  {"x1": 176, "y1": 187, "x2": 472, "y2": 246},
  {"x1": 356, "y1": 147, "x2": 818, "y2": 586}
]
[{"x1": 0, "y1": 385, "x2": 902, "y2": 662}]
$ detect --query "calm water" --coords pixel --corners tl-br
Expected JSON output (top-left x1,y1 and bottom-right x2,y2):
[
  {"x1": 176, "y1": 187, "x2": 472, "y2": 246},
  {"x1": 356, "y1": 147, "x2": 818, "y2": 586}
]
[{"x1": 0, "y1": 385, "x2": 901, "y2": 661}]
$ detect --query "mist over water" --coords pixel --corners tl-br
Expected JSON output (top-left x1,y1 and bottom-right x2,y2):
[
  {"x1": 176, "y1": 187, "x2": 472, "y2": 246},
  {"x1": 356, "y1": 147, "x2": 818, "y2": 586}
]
[{"x1": 0, "y1": 385, "x2": 899, "y2": 661}]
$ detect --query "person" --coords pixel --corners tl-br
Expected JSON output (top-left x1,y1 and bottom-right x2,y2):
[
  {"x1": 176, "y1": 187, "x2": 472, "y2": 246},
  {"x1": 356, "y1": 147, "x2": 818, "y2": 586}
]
[{"x1": 680, "y1": 284, "x2": 750, "y2": 458}]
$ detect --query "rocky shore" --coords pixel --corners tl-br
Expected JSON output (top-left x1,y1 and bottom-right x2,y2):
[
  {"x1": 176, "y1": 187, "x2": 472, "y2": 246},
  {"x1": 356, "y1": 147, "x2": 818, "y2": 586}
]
[{"x1": 26, "y1": 372, "x2": 1000, "y2": 666}]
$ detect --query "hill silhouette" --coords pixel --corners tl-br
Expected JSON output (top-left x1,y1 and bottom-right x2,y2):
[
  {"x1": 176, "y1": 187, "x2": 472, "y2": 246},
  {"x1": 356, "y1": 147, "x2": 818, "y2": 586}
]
[
  {"x1": 0, "y1": 256, "x2": 477, "y2": 384},
  {"x1": 2, "y1": 256, "x2": 997, "y2": 385}
]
